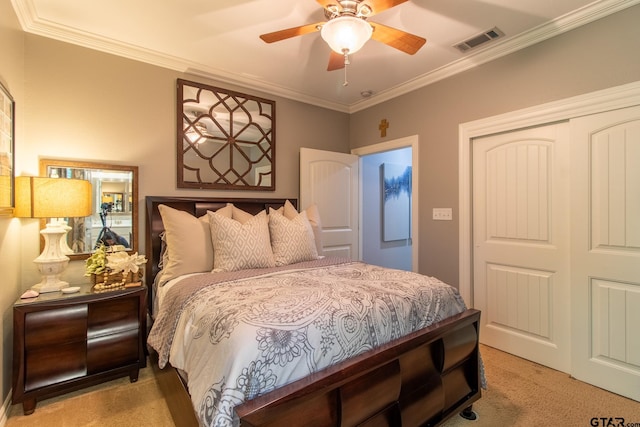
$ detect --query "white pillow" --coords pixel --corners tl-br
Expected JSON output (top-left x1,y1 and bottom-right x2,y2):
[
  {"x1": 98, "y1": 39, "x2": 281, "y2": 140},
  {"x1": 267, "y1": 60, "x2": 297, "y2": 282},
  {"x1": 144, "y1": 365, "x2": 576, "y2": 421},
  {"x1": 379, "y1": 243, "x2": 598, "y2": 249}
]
[
  {"x1": 208, "y1": 210, "x2": 275, "y2": 272},
  {"x1": 269, "y1": 207, "x2": 319, "y2": 266},
  {"x1": 157, "y1": 204, "x2": 214, "y2": 285},
  {"x1": 283, "y1": 200, "x2": 323, "y2": 255}
]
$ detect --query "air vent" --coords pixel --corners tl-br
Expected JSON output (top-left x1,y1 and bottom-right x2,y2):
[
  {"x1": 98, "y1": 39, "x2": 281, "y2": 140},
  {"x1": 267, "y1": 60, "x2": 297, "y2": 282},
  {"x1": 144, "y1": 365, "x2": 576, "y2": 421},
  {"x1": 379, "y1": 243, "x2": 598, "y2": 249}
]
[{"x1": 454, "y1": 27, "x2": 504, "y2": 53}]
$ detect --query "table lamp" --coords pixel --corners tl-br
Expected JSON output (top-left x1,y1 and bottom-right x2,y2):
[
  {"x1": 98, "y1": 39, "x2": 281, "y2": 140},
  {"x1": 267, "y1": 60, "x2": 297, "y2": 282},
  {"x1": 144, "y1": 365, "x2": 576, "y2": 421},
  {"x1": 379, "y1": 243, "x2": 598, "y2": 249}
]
[{"x1": 15, "y1": 176, "x2": 92, "y2": 292}]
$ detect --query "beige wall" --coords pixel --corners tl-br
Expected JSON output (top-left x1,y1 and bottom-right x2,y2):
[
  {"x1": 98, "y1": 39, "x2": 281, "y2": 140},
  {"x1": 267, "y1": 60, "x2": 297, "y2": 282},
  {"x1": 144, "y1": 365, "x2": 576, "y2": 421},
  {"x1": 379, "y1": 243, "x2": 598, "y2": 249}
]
[
  {"x1": 19, "y1": 35, "x2": 350, "y2": 286},
  {"x1": 350, "y1": 5, "x2": 640, "y2": 286},
  {"x1": 0, "y1": 0, "x2": 26, "y2": 403},
  {"x1": 1, "y1": 17, "x2": 350, "y2": 409}
]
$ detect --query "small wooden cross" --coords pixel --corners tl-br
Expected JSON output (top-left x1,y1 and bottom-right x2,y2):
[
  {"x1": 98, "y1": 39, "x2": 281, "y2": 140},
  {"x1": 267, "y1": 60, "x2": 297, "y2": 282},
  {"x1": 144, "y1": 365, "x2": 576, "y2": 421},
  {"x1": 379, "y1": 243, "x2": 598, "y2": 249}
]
[{"x1": 379, "y1": 119, "x2": 389, "y2": 137}]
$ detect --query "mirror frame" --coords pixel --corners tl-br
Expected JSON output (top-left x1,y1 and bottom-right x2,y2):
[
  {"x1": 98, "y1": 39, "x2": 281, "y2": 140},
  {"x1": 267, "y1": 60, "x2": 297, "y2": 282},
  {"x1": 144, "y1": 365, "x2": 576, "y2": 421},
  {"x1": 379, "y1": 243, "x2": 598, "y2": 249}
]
[
  {"x1": 39, "y1": 159, "x2": 139, "y2": 260},
  {"x1": 0, "y1": 82, "x2": 15, "y2": 216},
  {"x1": 177, "y1": 79, "x2": 276, "y2": 191}
]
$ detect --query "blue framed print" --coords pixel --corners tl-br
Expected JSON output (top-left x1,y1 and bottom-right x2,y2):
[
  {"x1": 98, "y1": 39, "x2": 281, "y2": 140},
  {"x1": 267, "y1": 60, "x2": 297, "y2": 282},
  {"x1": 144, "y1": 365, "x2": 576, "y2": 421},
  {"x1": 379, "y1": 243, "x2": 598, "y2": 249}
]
[{"x1": 381, "y1": 162, "x2": 412, "y2": 241}]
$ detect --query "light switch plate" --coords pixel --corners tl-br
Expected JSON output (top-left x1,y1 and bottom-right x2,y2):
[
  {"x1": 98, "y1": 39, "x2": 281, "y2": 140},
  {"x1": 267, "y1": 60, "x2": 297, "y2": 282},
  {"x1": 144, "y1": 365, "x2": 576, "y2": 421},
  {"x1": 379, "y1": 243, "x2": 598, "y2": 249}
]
[{"x1": 433, "y1": 208, "x2": 453, "y2": 220}]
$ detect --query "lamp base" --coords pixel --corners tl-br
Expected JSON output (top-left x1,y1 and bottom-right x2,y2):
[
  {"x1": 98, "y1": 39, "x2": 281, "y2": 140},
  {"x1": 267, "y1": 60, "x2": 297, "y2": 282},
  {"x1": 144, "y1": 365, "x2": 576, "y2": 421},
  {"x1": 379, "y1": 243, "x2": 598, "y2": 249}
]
[
  {"x1": 33, "y1": 224, "x2": 71, "y2": 293},
  {"x1": 32, "y1": 277, "x2": 69, "y2": 293}
]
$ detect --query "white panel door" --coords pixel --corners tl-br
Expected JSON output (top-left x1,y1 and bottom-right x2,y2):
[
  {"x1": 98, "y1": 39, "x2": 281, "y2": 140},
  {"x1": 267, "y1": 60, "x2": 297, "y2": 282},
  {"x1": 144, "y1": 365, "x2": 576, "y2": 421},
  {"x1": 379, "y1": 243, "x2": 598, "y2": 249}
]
[
  {"x1": 473, "y1": 123, "x2": 571, "y2": 373},
  {"x1": 570, "y1": 106, "x2": 640, "y2": 401},
  {"x1": 300, "y1": 148, "x2": 359, "y2": 259}
]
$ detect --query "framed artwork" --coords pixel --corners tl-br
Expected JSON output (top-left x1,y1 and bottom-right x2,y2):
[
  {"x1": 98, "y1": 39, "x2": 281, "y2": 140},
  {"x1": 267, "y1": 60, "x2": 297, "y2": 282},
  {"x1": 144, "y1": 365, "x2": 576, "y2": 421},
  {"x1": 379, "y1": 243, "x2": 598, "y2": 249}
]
[
  {"x1": 381, "y1": 163, "x2": 412, "y2": 241},
  {"x1": 0, "y1": 82, "x2": 14, "y2": 215},
  {"x1": 176, "y1": 79, "x2": 275, "y2": 191}
]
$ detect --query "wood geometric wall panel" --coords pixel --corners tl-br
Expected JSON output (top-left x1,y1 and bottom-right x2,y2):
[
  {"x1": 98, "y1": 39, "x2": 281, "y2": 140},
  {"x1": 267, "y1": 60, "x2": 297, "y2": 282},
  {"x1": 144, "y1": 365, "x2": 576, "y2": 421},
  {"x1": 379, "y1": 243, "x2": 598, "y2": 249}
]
[
  {"x1": 590, "y1": 278, "x2": 640, "y2": 369},
  {"x1": 485, "y1": 263, "x2": 553, "y2": 340},
  {"x1": 590, "y1": 120, "x2": 640, "y2": 252},
  {"x1": 484, "y1": 141, "x2": 551, "y2": 243}
]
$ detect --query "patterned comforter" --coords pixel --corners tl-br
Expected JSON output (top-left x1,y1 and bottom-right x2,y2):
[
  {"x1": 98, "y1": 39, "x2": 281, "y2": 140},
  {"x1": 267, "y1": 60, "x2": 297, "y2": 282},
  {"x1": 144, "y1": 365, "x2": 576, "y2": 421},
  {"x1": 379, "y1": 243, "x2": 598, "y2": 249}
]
[{"x1": 147, "y1": 258, "x2": 469, "y2": 427}]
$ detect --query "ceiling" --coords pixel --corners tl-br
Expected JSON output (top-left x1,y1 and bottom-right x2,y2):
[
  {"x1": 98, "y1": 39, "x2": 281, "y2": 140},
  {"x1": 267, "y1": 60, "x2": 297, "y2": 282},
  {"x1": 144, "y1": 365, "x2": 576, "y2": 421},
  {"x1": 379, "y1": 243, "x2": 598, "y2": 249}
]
[{"x1": 10, "y1": 0, "x2": 636, "y2": 112}]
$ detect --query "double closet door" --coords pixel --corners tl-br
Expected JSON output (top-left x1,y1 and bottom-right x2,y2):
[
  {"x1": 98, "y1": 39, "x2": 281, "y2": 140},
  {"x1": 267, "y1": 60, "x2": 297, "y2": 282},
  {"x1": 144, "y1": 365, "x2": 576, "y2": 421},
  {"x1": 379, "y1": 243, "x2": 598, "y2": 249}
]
[{"x1": 473, "y1": 105, "x2": 640, "y2": 401}]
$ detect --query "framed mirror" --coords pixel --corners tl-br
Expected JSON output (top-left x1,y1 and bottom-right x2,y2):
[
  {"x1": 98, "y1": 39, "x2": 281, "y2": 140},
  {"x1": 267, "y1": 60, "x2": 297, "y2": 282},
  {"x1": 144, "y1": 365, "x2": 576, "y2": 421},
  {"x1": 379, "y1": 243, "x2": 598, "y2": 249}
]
[
  {"x1": 0, "y1": 82, "x2": 15, "y2": 216},
  {"x1": 39, "y1": 159, "x2": 138, "y2": 260},
  {"x1": 177, "y1": 79, "x2": 275, "y2": 191}
]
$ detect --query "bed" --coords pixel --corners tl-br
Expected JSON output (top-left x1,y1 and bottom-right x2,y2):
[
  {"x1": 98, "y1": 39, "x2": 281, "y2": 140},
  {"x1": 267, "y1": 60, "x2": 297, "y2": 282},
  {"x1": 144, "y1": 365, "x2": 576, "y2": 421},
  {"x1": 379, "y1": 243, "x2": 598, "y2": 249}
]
[{"x1": 145, "y1": 196, "x2": 482, "y2": 427}]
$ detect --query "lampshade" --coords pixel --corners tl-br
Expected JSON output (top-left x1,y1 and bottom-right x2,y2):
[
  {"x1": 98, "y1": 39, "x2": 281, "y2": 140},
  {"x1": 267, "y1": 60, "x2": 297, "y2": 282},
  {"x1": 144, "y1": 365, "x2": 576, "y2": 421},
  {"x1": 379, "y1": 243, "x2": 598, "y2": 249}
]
[
  {"x1": 15, "y1": 176, "x2": 92, "y2": 219},
  {"x1": 15, "y1": 176, "x2": 92, "y2": 293},
  {"x1": 321, "y1": 16, "x2": 373, "y2": 55}
]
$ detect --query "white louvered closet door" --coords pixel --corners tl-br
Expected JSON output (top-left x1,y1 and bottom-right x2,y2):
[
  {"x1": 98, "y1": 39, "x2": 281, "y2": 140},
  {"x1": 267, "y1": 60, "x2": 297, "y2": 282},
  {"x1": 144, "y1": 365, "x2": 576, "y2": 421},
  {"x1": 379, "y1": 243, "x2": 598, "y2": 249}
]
[{"x1": 473, "y1": 123, "x2": 571, "y2": 373}]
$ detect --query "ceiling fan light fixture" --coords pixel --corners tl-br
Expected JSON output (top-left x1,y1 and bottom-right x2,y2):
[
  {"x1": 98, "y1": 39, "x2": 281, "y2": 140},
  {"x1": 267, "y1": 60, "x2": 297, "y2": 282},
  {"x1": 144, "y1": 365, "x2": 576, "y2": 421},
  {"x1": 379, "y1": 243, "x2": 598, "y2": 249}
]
[
  {"x1": 321, "y1": 16, "x2": 372, "y2": 55},
  {"x1": 358, "y1": 4, "x2": 372, "y2": 17}
]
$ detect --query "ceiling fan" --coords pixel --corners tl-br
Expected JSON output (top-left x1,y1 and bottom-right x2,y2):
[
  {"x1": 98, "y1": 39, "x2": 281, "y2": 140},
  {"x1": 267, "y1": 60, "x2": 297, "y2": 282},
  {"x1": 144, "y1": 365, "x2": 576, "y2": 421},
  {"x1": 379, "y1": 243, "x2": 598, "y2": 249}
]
[{"x1": 260, "y1": 0, "x2": 426, "y2": 73}]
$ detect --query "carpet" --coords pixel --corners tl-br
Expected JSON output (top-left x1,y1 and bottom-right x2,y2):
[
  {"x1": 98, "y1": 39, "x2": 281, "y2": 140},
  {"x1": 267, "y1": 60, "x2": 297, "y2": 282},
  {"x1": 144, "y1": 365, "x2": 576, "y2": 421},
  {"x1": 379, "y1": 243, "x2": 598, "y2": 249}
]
[
  {"x1": 442, "y1": 345, "x2": 640, "y2": 426},
  {"x1": 6, "y1": 345, "x2": 640, "y2": 426},
  {"x1": 5, "y1": 365, "x2": 173, "y2": 427}
]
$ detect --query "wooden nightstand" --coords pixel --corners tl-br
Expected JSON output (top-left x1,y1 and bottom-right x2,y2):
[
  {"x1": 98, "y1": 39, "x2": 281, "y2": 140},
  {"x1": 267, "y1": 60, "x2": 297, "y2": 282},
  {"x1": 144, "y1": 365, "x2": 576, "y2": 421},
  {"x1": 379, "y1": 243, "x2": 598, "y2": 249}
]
[{"x1": 12, "y1": 283, "x2": 147, "y2": 415}]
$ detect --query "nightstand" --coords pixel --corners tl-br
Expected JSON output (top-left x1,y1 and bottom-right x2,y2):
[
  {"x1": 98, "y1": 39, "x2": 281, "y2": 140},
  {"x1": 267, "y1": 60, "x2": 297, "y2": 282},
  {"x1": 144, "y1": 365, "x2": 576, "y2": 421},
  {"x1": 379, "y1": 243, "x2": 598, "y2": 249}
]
[{"x1": 12, "y1": 283, "x2": 147, "y2": 415}]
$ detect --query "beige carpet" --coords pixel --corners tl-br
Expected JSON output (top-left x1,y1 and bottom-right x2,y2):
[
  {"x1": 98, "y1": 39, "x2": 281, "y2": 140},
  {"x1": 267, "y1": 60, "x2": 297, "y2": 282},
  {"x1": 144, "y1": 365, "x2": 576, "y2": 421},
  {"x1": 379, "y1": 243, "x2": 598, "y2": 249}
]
[
  {"x1": 442, "y1": 345, "x2": 640, "y2": 426},
  {"x1": 6, "y1": 345, "x2": 640, "y2": 426},
  {"x1": 5, "y1": 364, "x2": 174, "y2": 427}
]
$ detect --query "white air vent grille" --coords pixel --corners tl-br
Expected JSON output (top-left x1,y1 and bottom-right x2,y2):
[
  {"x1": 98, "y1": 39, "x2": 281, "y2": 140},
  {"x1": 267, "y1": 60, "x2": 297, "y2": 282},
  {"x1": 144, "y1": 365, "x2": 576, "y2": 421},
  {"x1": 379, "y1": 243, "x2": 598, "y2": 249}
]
[{"x1": 454, "y1": 27, "x2": 504, "y2": 53}]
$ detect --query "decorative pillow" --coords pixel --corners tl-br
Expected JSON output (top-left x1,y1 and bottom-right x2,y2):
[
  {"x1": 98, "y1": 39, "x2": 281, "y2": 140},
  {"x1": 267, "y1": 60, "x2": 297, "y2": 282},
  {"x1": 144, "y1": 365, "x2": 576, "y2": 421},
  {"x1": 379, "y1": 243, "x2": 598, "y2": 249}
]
[
  {"x1": 157, "y1": 204, "x2": 214, "y2": 285},
  {"x1": 283, "y1": 200, "x2": 324, "y2": 255},
  {"x1": 208, "y1": 210, "x2": 275, "y2": 272},
  {"x1": 269, "y1": 207, "x2": 319, "y2": 266},
  {"x1": 229, "y1": 204, "x2": 254, "y2": 224},
  {"x1": 214, "y1": 203, "x2": 233, "y2": 219}
]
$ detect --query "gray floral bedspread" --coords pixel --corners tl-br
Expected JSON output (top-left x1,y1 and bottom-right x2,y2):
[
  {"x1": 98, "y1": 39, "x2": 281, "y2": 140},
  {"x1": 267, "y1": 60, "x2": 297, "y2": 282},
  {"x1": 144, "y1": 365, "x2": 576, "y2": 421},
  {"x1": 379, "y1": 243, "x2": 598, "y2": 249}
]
[{"x1": 147, "y1": 258, "x2": 468, "y2": 427}]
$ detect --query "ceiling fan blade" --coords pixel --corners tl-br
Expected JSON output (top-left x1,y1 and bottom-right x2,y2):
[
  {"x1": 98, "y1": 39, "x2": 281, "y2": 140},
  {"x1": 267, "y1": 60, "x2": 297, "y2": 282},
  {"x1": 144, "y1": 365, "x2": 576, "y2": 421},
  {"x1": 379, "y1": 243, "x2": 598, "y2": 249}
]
[
  {"x1": 327, "y1": 50, "x2": 345, "y2": 71},
  {"x1": 260, "y1": 22, "x2": 324, "y2": 43},
  {"x1": 360, "y1": 0, "x2": 409, "y2": 16},
  {"x1": 370, "y1": 22, "x2": 426, "y2": 54}
]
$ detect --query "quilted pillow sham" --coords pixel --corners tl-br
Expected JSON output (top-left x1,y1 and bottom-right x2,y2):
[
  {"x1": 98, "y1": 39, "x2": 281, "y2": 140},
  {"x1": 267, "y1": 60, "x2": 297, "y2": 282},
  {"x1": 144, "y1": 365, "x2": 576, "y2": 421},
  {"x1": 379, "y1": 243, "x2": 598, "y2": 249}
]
[
  {"x1": 268, "y1": 207, "x2": 319, "y2": 266},
  {"x1": 208, "y1": 210, "x2": 275, "y2": 272}
]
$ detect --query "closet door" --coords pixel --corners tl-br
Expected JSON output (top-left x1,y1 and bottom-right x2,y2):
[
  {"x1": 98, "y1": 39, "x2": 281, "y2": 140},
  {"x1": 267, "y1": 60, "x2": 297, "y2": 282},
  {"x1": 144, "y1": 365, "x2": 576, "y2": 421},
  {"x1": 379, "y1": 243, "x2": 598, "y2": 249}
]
[
  {"x1": 570, "y1": 106, "x2": 640, "y2": 401},
  {"x1": 473, "y1": 123, "x2": 571, "y2": 373}
]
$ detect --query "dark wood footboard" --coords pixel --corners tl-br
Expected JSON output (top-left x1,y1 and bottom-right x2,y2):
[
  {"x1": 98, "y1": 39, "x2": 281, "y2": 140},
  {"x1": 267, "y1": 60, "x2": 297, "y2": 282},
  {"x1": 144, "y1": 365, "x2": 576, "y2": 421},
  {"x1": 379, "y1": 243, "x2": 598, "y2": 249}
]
[
  {"x1": 236, "y1": 308, "x2": 481, "y2": 427},
  {"x1": 151, "y1": 309, "x2": 480, "y2": 427}
]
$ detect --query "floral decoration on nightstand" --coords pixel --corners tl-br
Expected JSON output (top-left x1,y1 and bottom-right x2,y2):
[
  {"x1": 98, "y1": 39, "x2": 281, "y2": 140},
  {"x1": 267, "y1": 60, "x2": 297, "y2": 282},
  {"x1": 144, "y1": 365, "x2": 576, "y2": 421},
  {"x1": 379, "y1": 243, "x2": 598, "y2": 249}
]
[
  {"x1": 86, "y1": 244, "x2": 146, "y2": 290},
  {"x1": 85, "y1": 244, "x2": 109, "y2": 276}
]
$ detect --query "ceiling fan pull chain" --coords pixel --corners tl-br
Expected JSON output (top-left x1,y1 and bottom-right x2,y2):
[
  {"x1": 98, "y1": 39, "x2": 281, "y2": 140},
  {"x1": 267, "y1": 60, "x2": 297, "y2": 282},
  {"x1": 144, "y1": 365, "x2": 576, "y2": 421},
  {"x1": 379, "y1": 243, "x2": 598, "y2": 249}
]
[{"x1": 343, "y1": 49, "x2": 350, "y2": 86}]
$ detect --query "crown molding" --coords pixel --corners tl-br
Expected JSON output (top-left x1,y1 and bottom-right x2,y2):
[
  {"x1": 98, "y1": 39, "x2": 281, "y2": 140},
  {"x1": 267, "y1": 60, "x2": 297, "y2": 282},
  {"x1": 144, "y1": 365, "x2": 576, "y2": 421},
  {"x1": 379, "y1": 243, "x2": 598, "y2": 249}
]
[
  {"x1": 12, "y1": 0, "x2": 639, "y2": 113},
  {"x1": 349, "y1": 0, "x2": 640, "y2": 113}
]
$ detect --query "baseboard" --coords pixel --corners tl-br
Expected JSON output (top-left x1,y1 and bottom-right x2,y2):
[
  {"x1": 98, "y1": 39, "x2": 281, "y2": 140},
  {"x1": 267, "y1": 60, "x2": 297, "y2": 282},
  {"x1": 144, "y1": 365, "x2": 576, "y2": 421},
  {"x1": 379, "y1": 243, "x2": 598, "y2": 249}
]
[{"x1": 0, "y1": 390, "x2": 11, "y2": 426}]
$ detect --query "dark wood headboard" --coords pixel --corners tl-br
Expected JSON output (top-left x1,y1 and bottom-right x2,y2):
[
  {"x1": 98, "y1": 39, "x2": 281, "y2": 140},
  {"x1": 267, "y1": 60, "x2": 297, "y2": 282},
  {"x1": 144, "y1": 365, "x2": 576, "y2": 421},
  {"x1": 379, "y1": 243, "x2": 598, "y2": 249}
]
[{"x1": 144, "y1": 196, "x2": 295, "y2": 310}]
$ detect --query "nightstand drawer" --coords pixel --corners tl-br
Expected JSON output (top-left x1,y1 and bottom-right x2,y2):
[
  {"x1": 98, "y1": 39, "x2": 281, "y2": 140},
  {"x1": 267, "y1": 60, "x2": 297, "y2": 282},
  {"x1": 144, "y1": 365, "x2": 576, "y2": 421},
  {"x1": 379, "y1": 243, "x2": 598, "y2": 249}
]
[
  {"x1": 25, "y1": 342, "x2": 87, "y2": 391},
  {"x1": 25, "y1": 305, "x2": 87, "y2": 348},
  {"x1": 88, "y1": 297, "x2": 139, "y2": 338},
  {"x1": 87, "y1": 329, "x2": 140, "y2": 373}
]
